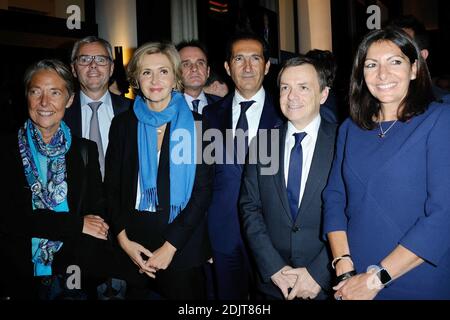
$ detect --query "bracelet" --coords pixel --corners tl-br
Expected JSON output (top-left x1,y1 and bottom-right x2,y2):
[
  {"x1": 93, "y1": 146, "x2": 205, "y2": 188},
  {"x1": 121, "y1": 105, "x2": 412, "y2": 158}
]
[
  {"x1": 335, "y1": 270, "x2": 357, "y2": 285},
  {"x1": 331, "y1": 254, "x2": 353, "y2": 270}
]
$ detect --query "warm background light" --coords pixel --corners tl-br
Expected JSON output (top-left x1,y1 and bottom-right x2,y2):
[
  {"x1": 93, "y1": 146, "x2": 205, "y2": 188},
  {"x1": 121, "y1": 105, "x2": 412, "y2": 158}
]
[{"x1": 96, "y1": 0, "x2": 137, "y2": 99}]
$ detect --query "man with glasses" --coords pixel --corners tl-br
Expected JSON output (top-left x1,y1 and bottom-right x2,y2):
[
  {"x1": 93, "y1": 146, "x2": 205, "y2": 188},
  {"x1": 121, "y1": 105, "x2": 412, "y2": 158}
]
[
  {"x1": 65, "y1": 36, "x2": 132, "y2": 179},
  {"x1": 63, "y1": 36, "x2": 130, "y2": 300},
  {"x1": 176, "y1": 40, "x2": 221, "y2": 114}
]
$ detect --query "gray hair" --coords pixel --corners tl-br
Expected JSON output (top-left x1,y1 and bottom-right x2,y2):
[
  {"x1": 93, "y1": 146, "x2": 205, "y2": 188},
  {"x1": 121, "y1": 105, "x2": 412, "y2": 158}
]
[
  {"x1": 24, "y1": 59, "x2": 75, "y2": 97},
  {"x1": 70, "y1": 36, "x2": 113, "y2": 62}
]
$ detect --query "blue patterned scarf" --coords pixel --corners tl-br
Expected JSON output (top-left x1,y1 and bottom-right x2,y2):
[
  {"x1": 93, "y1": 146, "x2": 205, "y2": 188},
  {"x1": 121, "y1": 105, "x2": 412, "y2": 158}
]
[
  {"x1": 18, "y1": 119, "x2": 71, "y2": 276},
  {"x1": 134, "y1": 91, "x2": 196, "y2": 223}
]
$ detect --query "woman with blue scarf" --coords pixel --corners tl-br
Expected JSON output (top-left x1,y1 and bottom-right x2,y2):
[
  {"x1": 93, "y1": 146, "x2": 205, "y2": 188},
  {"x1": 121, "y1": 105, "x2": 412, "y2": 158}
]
[
  {"x1": 105, "y1": 42, "x2": 214, "y2": 299},
  {"x1": 0, "y1": 60, "x2": 109, "y2": 299}
]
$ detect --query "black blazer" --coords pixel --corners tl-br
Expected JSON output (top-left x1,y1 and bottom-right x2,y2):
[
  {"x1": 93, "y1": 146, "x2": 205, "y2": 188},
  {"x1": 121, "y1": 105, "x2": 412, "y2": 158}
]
[
  {"x1": 64, "y1": 91, "x2": 132, "y2": 137},
  {"x1": 104, "y1": 110, "x2": 214, "y2": 273},
  {"x1": 239, "y1": 119, "x2": 337, "y2": 299},
  {"x1": 0, "y1": 133, "x2": 105, "y2": 299},
  {"x1": 205, "y1": 93, "x2": 222, "y2": 105}
]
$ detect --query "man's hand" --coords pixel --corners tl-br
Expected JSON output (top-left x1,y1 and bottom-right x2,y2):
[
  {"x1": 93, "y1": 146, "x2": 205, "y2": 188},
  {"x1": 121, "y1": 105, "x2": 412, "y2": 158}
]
[
  {"x1": 282, "y1": 268, "x2": 321, "y2": 300},
  {"x1": 270, "y1": 265, "x2": 296, "y2": 299}
]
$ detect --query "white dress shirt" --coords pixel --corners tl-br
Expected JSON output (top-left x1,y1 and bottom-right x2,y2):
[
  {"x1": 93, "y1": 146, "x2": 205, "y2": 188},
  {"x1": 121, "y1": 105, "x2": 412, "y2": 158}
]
[
  {"x1": 80, "y1": 91, "x2": 114, "y2": 154},
  {"x1": 135, "y1": 151, "x2": 161, "y2": 211},
  {"x1": 184, "y1": 91, "x2": 209, "y2": 114},
  {"x1": 232, "y1": 87, "x2": 265, "y2": 146},
  {"x1": 284, "y1": 114, "x2": 321, "y2": 207}
]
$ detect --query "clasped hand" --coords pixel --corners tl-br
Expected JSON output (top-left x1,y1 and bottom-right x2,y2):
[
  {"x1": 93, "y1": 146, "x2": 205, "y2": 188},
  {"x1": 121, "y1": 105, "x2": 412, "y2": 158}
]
[{"x1": 271, "y1": 266, "x2": 321, "y2": 300}]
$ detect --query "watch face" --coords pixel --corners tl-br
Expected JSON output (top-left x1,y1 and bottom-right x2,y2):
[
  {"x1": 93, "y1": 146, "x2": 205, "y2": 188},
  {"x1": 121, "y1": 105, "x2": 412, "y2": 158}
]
[{"x1": 379, "y1": 268, "x2": 392, "y2": 285}]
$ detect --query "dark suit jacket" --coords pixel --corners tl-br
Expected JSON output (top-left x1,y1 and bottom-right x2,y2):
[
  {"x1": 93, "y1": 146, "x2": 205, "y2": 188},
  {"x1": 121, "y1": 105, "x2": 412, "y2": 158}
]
[
  {"x1": 239, "y1": 119, "x2": 337, "y2": 299},
  {"x1": 0, "y1": 133, "x2": 106, "y2": 299},
  {"x1": 320, "y1": 91, "x2": 339, "y2": 124},
  {"x1": 104, "y1": 110, "x2": 214, "y2": 278},
  {"x1": 64, "y1": 91, "x2": 132, "y2": 137},
  {"x1": 203, "y1": 92, "x2": 284, "y2": 254},
  {"x1": 205, "y1": 93, "x2": 222, "y2": 105}
]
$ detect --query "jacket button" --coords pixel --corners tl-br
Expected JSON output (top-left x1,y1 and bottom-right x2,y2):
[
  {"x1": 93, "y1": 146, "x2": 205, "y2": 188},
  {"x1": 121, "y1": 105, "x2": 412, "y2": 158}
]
[{"x1": 292, "y1": 226, "x2": 299, "y2": 232}]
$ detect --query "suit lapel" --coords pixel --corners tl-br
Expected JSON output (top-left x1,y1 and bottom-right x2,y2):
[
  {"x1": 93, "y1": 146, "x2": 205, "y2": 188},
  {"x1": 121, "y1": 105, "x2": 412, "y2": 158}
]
[
  {"x1": 110, "y1": 91, "x2": 130, "y2": 115},
  {"x1": 205, "y1": 93, "x2": 220, "y2": 105},
  {"x1": 217, "y1": 94, "x2": 236, "y2": 167},
  {"x1": 272, "y1": 123, "x2": 292, "y2": 222},
  {"x1": 129, "y1": 115, "x2": 140, "y2": 202},
  {"x1": 296, "y1": 120, "x2": 335, "y2": 221},
  {"x1": 258, "y1": 94, "x2": 283, "y2": 130},
  {"x1": 66, "y1": 93, "x2": 82, "y2": 137},
  {"x1": 219, "y1": 94, "x2": 234, "y2": 136}
]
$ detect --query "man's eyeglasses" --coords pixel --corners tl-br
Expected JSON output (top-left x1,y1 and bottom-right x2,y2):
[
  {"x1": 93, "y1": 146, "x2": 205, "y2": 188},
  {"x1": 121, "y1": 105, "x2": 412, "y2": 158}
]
[{"x1": 75, "y1": 55, "x2": 111, "y2": 66}]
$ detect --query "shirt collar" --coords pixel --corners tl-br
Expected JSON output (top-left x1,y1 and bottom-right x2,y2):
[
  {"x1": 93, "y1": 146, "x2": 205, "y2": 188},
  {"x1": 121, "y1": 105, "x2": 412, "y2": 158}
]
[
  {"x1": 184, "y1": 91, "x2": 208, "y2": 105},
  {"x1": 80, "y1": 90, "x2": 110, "y2": 107},
  {"x1": 287, "y1": 113, "x2": 321, "y2": 141},
  {"x1": 233, "y1": 87, "x2": 265, "y2": 107}
]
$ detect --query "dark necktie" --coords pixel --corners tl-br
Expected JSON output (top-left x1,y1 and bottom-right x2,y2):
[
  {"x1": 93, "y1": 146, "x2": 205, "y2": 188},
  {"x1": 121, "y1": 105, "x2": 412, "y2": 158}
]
[
  {"x1": 192, "y1": 99, "x2": 200, "y2": 113},
  {"x1": 234, "y1": 100, "x2": 255, "y2": 162},
  {"x1": 287, "y1": 132, "x2": 307, "y2": 221},
  {"x1": 88, "y1": 101, "x2": 104, "y2": 179}
]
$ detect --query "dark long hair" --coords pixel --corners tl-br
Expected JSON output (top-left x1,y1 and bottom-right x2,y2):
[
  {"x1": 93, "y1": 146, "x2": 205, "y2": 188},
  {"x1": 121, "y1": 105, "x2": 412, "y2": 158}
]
[{"x1": 349, "y1": 27, "x2": 434, "y2": 129}]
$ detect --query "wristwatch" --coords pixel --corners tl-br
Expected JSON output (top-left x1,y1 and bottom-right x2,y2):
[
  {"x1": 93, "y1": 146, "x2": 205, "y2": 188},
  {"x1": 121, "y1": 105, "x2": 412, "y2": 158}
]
[{"x1": 368, "y1": 265, "x2": 393, "y2": 287}]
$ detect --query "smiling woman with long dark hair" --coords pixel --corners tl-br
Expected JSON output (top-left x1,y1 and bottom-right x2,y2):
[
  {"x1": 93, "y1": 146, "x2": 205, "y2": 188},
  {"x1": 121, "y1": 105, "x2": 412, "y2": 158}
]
[{"x1": 323, "y1": 27, "x2": 450, "y2": 300}]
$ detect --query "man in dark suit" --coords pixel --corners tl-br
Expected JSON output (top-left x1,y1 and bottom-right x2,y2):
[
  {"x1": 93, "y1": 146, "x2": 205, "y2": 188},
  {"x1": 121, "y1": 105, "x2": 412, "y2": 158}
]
[
  {"x1": 176, "y1": 40, "x2": 221, "y2": 114},
  {"x1": 65, "y1": 36, "x2": 132, "y2": 179},
  {"x1": 239, "y1": 56, "x2": 337, "y2": 300},
  {"x1": 203, "y1": 33, "x2": 283, "y2": 299}
]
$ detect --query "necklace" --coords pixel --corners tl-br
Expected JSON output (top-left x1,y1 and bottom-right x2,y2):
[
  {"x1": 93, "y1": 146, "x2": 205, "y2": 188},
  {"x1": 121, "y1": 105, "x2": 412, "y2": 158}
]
[
  {"x1": 157, "y1": 124, "x2": 167, "y2": 135},
  {"x1": 378, "y1": 120, "x2": 398, "y2": 138}
]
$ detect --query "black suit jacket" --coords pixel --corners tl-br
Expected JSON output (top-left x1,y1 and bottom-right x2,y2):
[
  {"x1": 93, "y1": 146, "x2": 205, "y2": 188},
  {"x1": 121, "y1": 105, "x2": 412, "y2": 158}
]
[
  {"x1": 239, "y1": 119, "x2": 337, "y2": 299},
  {"x1": 104, "y1": 110, "x2": 214, "y2": 276},
  {"x1": 64, "y1": 91, "x2": 132, "y2": 137},
  {"x1": 0, "y1": 133, "x2": 105, "y2": 299},
  {"x1": 205, "y1": 93, "x2": 222, "y2": 105}
]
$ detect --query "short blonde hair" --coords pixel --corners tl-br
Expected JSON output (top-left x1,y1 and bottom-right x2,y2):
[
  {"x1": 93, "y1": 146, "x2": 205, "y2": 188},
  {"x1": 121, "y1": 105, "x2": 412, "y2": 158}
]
[{"x1": 127, "y1": 42, "x2": 183, "y2": 94}]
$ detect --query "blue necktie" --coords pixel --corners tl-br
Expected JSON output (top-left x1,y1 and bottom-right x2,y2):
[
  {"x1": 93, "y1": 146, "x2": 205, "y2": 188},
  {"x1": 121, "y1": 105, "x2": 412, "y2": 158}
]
[
  {"x1": 287, "y1": 132, "x2": 307, "y2": 221},
  {"x1": 235, "y1": 100, "x2": 255, "y2": 161},
  {"x1": 192, "y1": 99, "x2": 200, "y2": 113}
]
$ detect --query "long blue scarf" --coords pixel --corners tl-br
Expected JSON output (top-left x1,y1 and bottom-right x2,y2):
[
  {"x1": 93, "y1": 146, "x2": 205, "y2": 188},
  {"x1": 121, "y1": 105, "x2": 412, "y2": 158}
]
[
  {"x1": 18, "y1": 119, "x2": 71, "y2": 276},
  {"x1": 134, "y1": 91, "x2": 196, "y2": 223}
]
